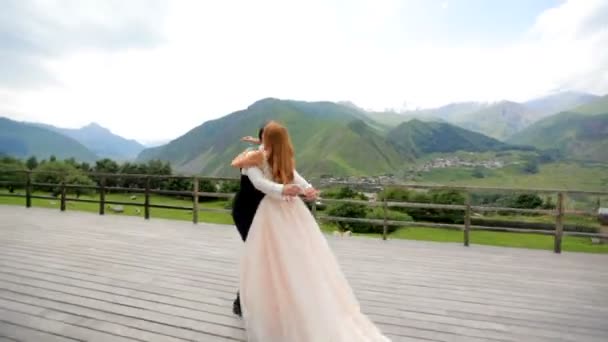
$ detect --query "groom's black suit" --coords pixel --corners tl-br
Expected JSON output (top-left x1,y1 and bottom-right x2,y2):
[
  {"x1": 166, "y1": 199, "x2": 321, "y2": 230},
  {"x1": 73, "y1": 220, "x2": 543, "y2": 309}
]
[
  {"x1": 232, "y1": 172, "x2": 265, "y2": 241},
  {"x1": 231, "y1": 170, "x2": 265, "y2": 316}
]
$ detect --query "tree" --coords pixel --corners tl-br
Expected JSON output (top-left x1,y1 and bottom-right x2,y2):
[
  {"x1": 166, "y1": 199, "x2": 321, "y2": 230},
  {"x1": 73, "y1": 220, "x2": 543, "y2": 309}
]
[
  {"x1": 143, "y1": 159, "x2": 171, "y2": 189},
  {"x1": 219, "y1": 180, "x2": 240, "y2": 193},
  {"x1": 33, "y1": 161, "x2": 95, "y2": 197},
  {"x1": 119, "y1": 162, "x2": 141, "y2": 188},
  {"x1": 0, "y1": 156, "x2": 26, "y2": 192},
  {"x1": 94, "y1": 158, "x2": 119, "y2": 174},
  {"x1": 198, "y1": 179, "x2": 218, "y2": 202},
  {"x1": 94, "y1": 158, "x2": 120, "y2": 187},
  {"x1": 79, "y1": 162, "x2": 91, "y2": 172},
  {"x1": 26, "y1": 156, "x2": 38, "y2": 170},
  {"x1": 165, "y1": 177, "x2": 192, "y2": 192},
  {"x1": 399, "y1": 189, "x2": 465, "y2": 224},
  {"x1": 523, "y1": 158, "x2": 539, "y2": 174},
  {"x1": 538, "y1": 149, "x2": 562, "y2": 163},
  {"x1": 472, "y1": 166, "x2": 485, "y2": 178},
  {"x1": 323, "y1": 186, "x2": 367, "y2": 200},
  {"x1": 379, "y1": 187, "x2": 411, "y2": 202},
  {"x1": 64, "y1": 157, "x2": 78, "y2": 168},
  {"x1": 512, "y1": 193, "x2": 543, "y2": 209},
  {"x1": 64, "y1": 172, "x2": 96, "y2": 198}
]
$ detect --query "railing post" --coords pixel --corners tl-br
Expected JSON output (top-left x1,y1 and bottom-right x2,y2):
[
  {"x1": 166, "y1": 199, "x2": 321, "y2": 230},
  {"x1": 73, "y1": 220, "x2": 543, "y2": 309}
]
[
  {"x1": 144, "y1": 176, "x2": 151, "y2": 220},
  {"x1": 99, "y1": 176, "x2": 106, "y2": 215},
  {"x1": 192, "y1": 177, "x2": 199, "y2": 224},
  {"x1": 382, "y1": 197, "x2": 388, "y2": 241},
  {"x1": 25, "y1": 171, "x2": 32, "y2": 208},
  {"x1": 464, "y1": 192, "x2": 471, "y2": 247},
  {"x1": 60, "y1": 179, "x2": 66, "y2": 212},
  {"x1": 554, "y1": 192, "x2": 564, "y2": 254}
]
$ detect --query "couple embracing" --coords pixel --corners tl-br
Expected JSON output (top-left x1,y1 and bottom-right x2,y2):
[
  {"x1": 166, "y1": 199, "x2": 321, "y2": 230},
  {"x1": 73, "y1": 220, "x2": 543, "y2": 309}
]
[{"x1": 230, "y1": 121, "x2": 390, "y2": 342}]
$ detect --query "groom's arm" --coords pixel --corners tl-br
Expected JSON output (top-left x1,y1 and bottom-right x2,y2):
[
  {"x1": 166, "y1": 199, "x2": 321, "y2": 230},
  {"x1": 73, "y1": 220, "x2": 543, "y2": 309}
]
[
  {"x1": 293, "y1": 169, "x2": 319, "y2": 201},
  {"x1": 246, "y1": 167, "x2": 301, "y2": 199},
  {"x1": 293, "y1": 170, "x2": 312, "y2": 189}
]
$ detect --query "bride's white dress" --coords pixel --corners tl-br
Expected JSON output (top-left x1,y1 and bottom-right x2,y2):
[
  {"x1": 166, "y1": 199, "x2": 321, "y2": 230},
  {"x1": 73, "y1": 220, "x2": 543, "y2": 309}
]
[{"x1": 239, "y1": 162, "x2": 390, "y2": 342}]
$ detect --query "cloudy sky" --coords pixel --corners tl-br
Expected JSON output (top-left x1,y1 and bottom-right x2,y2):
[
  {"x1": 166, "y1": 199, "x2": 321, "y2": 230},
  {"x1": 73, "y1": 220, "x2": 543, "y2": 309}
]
[{"x1": 1, "y1": 0, "x2": 607, "y2": 144}]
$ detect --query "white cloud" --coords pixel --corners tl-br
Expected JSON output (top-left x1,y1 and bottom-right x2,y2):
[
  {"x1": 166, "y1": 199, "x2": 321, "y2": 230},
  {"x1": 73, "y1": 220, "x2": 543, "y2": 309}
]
[{"x1": 1, "y1": 0, "x2": 606, "y2": 142}]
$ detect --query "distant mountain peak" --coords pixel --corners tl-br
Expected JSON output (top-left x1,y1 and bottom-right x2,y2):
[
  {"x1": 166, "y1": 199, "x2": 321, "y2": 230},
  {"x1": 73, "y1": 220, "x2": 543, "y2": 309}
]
[
  {"x1": 81, "y1": 122, "x2": 110, "y2": 132},
  {"x1": 248, "y1": 97, "x2": 281, "y2": 109}
]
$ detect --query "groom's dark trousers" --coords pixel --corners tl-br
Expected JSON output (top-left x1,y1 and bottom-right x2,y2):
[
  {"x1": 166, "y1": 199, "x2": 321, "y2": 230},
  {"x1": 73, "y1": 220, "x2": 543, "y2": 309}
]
[{"x1": 231, "y1": 172, "x2": 265, "y2": 316}]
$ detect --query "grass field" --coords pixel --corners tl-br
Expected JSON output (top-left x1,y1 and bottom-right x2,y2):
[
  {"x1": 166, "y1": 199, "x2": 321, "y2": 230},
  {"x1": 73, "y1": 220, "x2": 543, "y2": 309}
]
[
  {"x1": 419, "y1": 161, "x2": 608, "y2": 192},
  {"x1": 320, "y1": 223, "x2": 608, "y2": 254},
  {"x1": 2, "y1": 189, "x2": 607, "y2": 253},
  {"x1": 0, "y1": 191, "x2": 234, "y2": 224}
]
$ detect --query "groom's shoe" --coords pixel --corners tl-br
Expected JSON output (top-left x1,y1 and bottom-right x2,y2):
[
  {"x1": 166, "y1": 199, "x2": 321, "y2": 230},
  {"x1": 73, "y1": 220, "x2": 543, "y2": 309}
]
[{"x1": 233, "y1": 294, "x2": 242, "y2": 317}]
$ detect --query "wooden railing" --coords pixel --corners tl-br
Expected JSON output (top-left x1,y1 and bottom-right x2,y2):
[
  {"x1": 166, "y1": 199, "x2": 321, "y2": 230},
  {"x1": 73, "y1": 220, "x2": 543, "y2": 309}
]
[{"x1": 1, "y1": 169, "x2": 607, "y2": 253}]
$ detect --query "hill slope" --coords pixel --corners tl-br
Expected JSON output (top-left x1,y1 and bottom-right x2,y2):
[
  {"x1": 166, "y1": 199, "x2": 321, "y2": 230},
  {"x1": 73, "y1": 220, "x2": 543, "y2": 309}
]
[
  {"x1": 387, "y1": 119, "x2": 511, "y2": 157},
  {"x1": 524, "y1": 91, "x2": 600, "y2": 120},
  {"x1": 509, "y1": 96, "x2": 608, "y2": 162},
  {"x1": 138, "y1": 99, "x2": 409, "y2": 176},
  {"x1": 456, "y1": 101, "x2": 532, "y2": 141},
  {"x1": 569, "y1": 94, "x2": 608, "y2": 115},
  {"x1": 0, "y1": 117, "x2": 98, "y2": 162}
]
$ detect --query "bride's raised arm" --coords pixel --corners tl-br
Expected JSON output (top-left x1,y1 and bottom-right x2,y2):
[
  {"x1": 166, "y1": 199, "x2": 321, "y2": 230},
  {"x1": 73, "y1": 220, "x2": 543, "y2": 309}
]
[{"x1": 231, "y1": 149, "x2": 264, "y2": 169}]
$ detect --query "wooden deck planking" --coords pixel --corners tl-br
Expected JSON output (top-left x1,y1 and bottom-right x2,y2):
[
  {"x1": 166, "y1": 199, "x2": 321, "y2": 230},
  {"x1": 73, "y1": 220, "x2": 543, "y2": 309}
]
[{"x1": 0, "y1": 206, "x2": 607, "y2": 342}]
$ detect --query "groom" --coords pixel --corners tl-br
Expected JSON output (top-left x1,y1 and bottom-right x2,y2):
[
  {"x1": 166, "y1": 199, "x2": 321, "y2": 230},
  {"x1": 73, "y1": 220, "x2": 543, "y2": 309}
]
[{"x1": 230, "y1": 125, "x2": 302, "y2": 316}]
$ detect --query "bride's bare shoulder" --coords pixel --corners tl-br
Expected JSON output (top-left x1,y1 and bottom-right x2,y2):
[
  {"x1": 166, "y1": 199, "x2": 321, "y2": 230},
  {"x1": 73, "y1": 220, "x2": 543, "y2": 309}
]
[{"x1": 231, "y1": 150, "x2": 265, "y2": 168}]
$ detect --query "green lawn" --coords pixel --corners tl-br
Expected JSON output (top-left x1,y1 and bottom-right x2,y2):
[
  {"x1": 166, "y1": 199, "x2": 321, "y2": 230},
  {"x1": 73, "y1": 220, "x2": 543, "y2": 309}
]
[
  {"x1": 320, "y1": 223, "x2": 608, "y2": 254},
  {"x1": 0, "y1": 191, "x2": 234, "y2": 225},
  {"x1": 2, "y1": 190, "x2": 607, "y2": 254},
  {"x1": 420, "y1": 162, "x2": 608, "y2": 192},
  {"x1": 481, "y1": 213, "x2": 601, "y2": 229}
]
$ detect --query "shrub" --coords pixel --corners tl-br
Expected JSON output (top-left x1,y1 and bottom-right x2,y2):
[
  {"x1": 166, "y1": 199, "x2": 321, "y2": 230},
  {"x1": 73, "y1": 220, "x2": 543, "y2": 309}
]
[
  {"x1": 363, "y1": 208, "x2": 412, "y2": 234},
  {"x1": 405, "y1": 190, "x2": 465, "y2": 224},
  {"x1": 512, "y1": 193, "x2": 543, "y2": 209},
  {"x1": 472, "y1": 166, "x2": 485, "y2": 178},
  {"x1": 523, "y1": 158, "x2": 539, "y2": 174},
  {"x1": 33, "y1": 161, "x2": 95, "y2": 197},
  {"x1": 322, "y1": 186, "x2": 367, "y2": 200},
  {"x1": 219, "y1": 180, "x2": 240, "y2": 193},
  {"x1": 326, "y1": 202, "x2": 367, "y2": 232},
  {"x1": 381, "y1": 187, "x2": 466, "y2": 224},
  {"x1": 0, "y1": 156, "x2": 26, "y2": 191},
  {"x1": 198, "y1": 180, "x2": 218, "y2": 202}
]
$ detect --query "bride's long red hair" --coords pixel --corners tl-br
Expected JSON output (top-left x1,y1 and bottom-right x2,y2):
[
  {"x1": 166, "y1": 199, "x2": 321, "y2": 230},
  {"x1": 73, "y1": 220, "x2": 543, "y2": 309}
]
[{"x1": 263, "y1": 121, "x2": 295, "y2": 185}]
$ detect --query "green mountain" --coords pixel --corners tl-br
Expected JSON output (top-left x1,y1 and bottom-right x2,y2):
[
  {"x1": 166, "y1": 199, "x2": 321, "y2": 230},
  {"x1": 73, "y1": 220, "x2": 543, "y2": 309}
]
[
  {"x1": 569, "y1": 94, "x2": 608, "y2": 115},
  {"x1": 364, "y1": 110, "x2": 444, "y2": 128},
  {"x1": 523, "y1": 91, "x2": 600, "y2": 120},
  {"x1": 137, "y1": 99, "x2": 408, "y2": 177},
  {"x1": 0, "y1": 117, "x2": 98, "y2": 162},
  {"x1": 403, "y1": 102, "x2": 488, "y2": 122},
  {"x1": 36, "y1": 122, "x2": 145, "y2": 160},
  {"x1": 456, "y1": 101, "x2": 532, "y2": 141},
  {"x1": 509, "y1": 95, "x2": 608, "y2": 162},
  {"x1": 387, "y1": 92, "x2": 600, "y2": 141},
  {"x1": 387, "y1": 119, "x2": 510, "y2": 157}
]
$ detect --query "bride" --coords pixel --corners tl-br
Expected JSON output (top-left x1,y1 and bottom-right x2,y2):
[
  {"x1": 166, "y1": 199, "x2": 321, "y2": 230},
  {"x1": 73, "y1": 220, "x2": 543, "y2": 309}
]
[{"x1": 231, "y1": 121, "x2": 390, "y2": 341}]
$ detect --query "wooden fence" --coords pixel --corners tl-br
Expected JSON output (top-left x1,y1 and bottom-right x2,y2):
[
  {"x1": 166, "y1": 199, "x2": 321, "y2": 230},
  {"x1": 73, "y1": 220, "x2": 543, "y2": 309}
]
[{"x1": 1, "y1": 169, "x2": 607, "y2": 253}]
